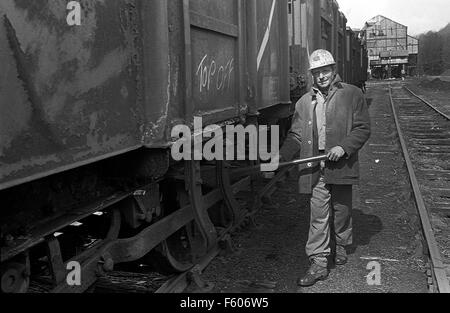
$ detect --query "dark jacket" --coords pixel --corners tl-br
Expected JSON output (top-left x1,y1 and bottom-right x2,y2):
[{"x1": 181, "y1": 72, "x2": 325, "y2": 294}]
[{"x1": 280, "y1": 75, "x2": 371, "y2": 194}]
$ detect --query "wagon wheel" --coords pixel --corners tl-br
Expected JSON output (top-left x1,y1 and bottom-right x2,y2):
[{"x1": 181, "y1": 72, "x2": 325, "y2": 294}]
[
  {"x1": 141, "y1": 160, "x2": 218, "y2": 274},
  {"x1": 1, "y1": 254, "x2": 30, "y2": 293},
  {"x1": 139, "y1": 183, "x2": 201, "y2": 273}
]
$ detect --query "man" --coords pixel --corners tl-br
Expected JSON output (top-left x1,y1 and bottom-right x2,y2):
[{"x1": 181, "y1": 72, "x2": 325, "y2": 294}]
[{"x1": 278, "y1": 49, "x2": 371, "y2": 287}]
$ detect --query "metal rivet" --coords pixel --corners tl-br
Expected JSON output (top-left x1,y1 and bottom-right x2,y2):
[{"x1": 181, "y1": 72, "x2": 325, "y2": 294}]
[{"x1": 307, "y1": 162, "x2": 312, "y2": 168}]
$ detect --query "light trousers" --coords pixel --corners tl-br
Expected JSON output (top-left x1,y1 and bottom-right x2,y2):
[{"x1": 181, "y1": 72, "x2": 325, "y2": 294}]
[{"x1": 305, "y1": 173, "x2": 353, "y2": 266}]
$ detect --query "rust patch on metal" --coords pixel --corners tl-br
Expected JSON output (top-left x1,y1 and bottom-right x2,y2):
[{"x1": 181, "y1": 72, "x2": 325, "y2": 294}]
[{"x1": 3, "y1": 14, "x2": 60, "y2": 148}]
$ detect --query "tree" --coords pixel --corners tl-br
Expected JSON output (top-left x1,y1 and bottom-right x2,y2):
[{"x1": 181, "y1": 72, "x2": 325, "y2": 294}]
[
  {"x1": 440, "y1": 24, "x2": 450, "y2": 71},
  {"x1": 418, "y1": 32, "x2": 443, "y2": 75},
  {"x1": 418, "y1": 23, "x2": 450, "y2": 75}
]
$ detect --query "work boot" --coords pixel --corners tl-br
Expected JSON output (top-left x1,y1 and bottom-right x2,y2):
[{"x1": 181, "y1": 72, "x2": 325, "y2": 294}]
[
  {"x1": 335, "y1": 245, "x2": 348, "y2": 266},
  {"x1": 297, "y1": 260, "x2": 329, "y2": 287}
]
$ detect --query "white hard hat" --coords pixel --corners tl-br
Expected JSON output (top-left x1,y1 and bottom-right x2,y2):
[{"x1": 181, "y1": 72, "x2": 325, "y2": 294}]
[{"x1": 309, "y1": 49, "x2": 336, "y2": 71}]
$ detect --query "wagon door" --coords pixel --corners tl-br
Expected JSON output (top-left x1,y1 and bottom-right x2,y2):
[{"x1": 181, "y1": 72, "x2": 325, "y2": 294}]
[
  {"x1": 183, "y1": 0, "x2": 246, "y2": 125},
  {"x1": 256, "y1": 0, "x2": 290, "y2": 111}
]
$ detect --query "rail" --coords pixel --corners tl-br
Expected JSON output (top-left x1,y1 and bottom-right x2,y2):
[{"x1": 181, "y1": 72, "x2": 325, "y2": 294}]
[
  {"x1": 403, "y1": 86, "x2": 450, "y2": 120},
  {"x1": 389, "y1": 85, "x2": 450, "y2": 293}
]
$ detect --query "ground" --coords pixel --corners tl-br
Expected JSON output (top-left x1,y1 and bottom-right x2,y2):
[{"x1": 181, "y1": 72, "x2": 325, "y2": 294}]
[
  {"x1": 406, "y1": 76, "x2": 450, "y2": 116},
  {"x1": 200, "y1": 81, "x2": 430, "y2": 293}
]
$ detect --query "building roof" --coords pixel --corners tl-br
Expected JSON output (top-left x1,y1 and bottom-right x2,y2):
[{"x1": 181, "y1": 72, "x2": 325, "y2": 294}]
[
  {"x1": 408, "y1": 35, "x2": 419, "y2": 43},
  {"x1": 363, "y1": 15, "x2": 408, "y2": 31}
]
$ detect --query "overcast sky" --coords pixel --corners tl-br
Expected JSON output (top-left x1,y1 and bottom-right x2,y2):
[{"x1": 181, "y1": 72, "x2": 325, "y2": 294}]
[{"x1": 337, "y1": 0, "x2": 450, "y2": 36}]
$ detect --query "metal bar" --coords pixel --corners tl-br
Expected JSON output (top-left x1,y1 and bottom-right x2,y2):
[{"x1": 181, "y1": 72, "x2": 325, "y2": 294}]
[
  {"x1": 186, "y1": 161, "x2": 218, "y2": 251},
  {"x1": 278, "y1": 0, "x2": 291, "y2": 106},
  {"x1": 258, "y1": 166, "x2": 291, "y2": 199},
  {"x1": 246, "y1": 0, "x2": 258, "y2": 115},
  {"x1": 46, "y1": 237, "x2": 66, "y2": 286},
  {"x1": 389, "y1": 86, "x2": 450, "y2": 293},
  {"x1": 155, "y1": 246, "x2": 220, "y2": 293},
  {"x1": 313, "y1": 0, "x2": 321, "y2": 50},
  {"x1": 237, "y1": 0, "x2": 246, "y2": 118},
  {"x1": 231, "y1": 175, "x2": 251, "y2": 194},
  {"x1": 217, "y1": 161, "x2": 244, "y2": 228},
  {"x1": 1, "y1": 191, "x2": 131, "y2": 263},
  {"x1": 183, "y1": 0, "x2": 193, "y2": 119},
  {"x1": 140, "y1": 0, "x2": 169, "y2": 144},
  {"x1": 231, "y1": 155, "x2": 328, "y2": 175},
  {"x1": 190, "y1": 11, "x2": 238, "y2": 38}
]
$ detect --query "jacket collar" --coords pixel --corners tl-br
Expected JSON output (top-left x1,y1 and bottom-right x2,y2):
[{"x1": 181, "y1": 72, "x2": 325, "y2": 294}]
[{"x1": 310, "y1": 74, "x2": 343, "y2": 96}]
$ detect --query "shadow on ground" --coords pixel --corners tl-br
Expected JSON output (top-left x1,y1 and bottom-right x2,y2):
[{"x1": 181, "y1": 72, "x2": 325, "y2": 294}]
[{"x1": 295, "y1": 204, "x2": 383, "y2": 273}]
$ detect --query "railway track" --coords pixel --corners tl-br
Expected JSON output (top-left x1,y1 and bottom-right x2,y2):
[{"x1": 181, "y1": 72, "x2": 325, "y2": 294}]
[{"x1": 389, "y1": 83, "x2": 450, "y2": 293}]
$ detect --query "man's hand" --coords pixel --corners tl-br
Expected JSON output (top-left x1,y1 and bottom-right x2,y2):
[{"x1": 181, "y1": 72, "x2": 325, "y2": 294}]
[{"x1": 327, "y1": 146, "x2": 346, "y2": 162}]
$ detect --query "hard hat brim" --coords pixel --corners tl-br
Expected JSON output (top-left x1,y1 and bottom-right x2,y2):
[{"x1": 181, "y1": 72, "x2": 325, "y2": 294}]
[{"x1": 309, "y1": 62, "x2": 336, "y2": 71}]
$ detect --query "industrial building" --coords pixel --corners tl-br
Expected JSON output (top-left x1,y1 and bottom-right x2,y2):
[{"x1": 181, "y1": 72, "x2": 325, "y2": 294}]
[{"x1": 361, "y1": 15, "x2": 419, "y2": 79}]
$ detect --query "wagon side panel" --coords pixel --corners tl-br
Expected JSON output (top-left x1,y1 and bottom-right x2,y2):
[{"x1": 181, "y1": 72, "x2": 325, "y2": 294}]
[{"x1": 0, "y1": 0, "x2": 145, "y2": 190}]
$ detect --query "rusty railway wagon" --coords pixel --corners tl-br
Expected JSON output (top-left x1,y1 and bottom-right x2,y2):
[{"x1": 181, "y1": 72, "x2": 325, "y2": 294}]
[
  {"x1": 345, "y1": 26, "x2": 368, "y2": 87},
  {"x1": 0, "y1": 0, "x2": 367, "y2": 293},
  {"x1": 0, "y1": 0, "x2": 290, "y2": 293},
  {"x1": 288, "y1": 0, "x2": 368, "y2": 95}
]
